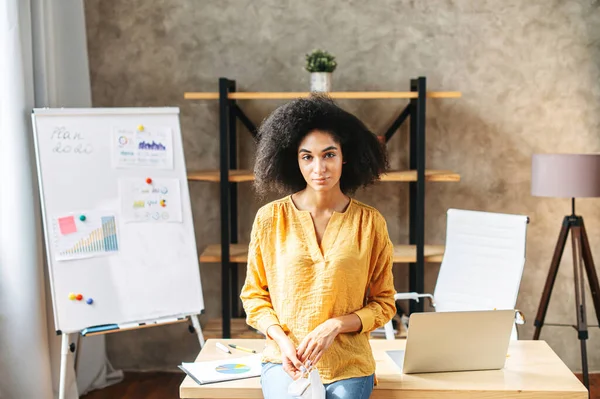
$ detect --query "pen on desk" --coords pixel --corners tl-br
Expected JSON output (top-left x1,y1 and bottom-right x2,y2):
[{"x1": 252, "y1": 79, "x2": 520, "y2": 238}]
[
  {"x1": 216, "y1": 342, "x2": 231, "y2": 354},
  {"x1": 228, "y1": 344, "x2": 257, "y2": 354}
]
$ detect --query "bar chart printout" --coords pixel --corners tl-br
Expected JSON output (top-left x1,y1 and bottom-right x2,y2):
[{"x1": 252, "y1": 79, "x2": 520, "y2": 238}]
[{"x1": 53, "y1": 211, "x2": 120, "y2": 261}]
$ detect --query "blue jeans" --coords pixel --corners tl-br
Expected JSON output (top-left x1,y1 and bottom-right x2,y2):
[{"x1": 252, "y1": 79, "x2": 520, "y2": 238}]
[{"x1": 261, "y1": 362, "x2": 374, "y2": 399}]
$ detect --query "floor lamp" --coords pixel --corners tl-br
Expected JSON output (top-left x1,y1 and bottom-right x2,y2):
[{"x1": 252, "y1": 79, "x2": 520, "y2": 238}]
[{"x1": 531, "y1": 153, "x2": 600, "y2": 392}]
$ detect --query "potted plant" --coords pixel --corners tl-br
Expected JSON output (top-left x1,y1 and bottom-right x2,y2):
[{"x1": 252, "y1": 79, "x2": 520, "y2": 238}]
[{"x1": 305, "y1": 49, "x2": 337, "y2": 92}]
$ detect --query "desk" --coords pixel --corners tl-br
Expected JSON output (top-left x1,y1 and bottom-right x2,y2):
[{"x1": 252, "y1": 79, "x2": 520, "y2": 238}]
[{"x1": 180, "y1": 339, "x2": 587, "y2": 398}]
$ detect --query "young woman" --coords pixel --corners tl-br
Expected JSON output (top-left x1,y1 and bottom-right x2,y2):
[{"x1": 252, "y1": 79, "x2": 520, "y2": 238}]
[{"x1": 240, "y1": 95, "x2": 396, "y2": 399}]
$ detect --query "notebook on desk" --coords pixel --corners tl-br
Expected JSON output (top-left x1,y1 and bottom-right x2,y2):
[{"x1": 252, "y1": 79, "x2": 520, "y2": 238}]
[
  {"x1": 387, "y1": 309, "x2": 515, "y2": 374},
  {"x1": 179, "y1": 354, "x2": 262, "y2": 385}
]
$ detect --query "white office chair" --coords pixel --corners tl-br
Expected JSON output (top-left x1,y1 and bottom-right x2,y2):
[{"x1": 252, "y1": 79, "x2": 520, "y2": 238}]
[{"x1": 384, "y1": 208, "x2": 529, "y2": 341}]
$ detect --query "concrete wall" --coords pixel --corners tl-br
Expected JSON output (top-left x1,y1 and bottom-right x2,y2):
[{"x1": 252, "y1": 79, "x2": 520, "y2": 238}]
[{"x1": 84, "y1": 0, "x2": 600, "y2": 372}]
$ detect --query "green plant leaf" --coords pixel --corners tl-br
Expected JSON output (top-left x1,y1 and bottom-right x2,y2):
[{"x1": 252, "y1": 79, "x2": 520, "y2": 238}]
[{"x1": 304, "y1": 49, "x2": 337, "y2": 73}]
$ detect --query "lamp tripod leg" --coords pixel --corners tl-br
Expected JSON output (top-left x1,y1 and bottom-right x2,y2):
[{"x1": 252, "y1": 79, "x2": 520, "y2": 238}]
[
  {"x1": 571, "y1": 223, "x2": 590, "y2": 394},
  {"x1": 580, "y1": 219, "x2": 600, "y2": 327},
  {"x1": 533, "y1": 217, "x2": 570, "y2": 340}
]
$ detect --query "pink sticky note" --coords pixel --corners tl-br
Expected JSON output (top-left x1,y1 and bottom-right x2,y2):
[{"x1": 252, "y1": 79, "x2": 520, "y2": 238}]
[{"x1": 58, "y1": 216, "x2": 77, "y2": 235}]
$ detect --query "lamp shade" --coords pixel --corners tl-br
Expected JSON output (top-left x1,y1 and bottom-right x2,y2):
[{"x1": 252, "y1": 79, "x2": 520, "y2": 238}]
[{"x1": 531, "y1": 153, "x2": 600, "y2": 198}]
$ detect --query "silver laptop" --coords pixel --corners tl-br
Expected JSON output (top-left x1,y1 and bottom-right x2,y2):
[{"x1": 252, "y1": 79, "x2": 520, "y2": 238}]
[{"x1": 387, "y1": 309, "x2": 514, "y2": 374}]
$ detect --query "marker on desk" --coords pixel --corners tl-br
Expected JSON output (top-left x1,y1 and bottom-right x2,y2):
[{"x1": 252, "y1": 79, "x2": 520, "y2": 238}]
[
  {"x1": 228, "y1": 344, "x2": 257, "y2": 354},
  {"x1": 216, "y1": 342, "x2": 231, "y2": 354}
]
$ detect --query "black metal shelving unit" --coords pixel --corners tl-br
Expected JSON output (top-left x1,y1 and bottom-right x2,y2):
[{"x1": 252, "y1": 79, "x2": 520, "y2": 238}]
[{"x1": 190, "y1": 76, "x2": 457, "y2": 337}]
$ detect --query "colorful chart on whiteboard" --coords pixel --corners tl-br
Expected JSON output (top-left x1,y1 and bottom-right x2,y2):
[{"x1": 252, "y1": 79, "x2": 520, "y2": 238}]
[
  {"x1": 119, "y1": 178, "x2": 183, "y2": 223},
  {"x1": 112, "y1": 126, "x2": 173, "y2": 169},
  {"x1": 52, "y1": 211, "x2": 119, "y2": 261}
]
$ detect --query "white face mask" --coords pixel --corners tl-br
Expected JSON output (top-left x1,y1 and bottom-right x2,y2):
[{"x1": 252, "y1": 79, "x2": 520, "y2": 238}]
[{"x1": 287, "y1": 362, "x2": 325, "y2": 399}]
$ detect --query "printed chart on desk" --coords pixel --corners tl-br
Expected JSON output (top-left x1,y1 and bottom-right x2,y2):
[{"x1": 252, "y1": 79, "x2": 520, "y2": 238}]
[
  {"x1": 216, "y1": 363, "x2": 252, "y2": 374},
  {"x1": 32, "y1": 108, "x2": 204, "y2": 334},
  {"x1": 180, "y1": 355, "x2": 261, "y2": 384}
]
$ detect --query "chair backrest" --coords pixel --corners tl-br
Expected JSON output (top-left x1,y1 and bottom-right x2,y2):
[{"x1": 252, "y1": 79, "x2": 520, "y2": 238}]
[{"x1": 433, "y1": 209, "x2": 528, "y2": 313}]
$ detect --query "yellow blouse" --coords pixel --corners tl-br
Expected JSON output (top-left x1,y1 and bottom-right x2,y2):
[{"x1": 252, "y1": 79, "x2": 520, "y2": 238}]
[{"x1": 240, "y1": 195, "x2": 396, "y2": 384}]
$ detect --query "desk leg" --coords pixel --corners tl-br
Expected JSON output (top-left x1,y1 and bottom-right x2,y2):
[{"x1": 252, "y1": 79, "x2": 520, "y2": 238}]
[{"x1": 59, "y1": 332, "x2": 70, "y2": 399}]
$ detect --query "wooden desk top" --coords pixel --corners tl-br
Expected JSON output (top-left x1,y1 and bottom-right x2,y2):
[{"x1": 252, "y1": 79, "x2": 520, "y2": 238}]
[{"x1": 180, "y1": 339, "x2": 587, "y2": 399}]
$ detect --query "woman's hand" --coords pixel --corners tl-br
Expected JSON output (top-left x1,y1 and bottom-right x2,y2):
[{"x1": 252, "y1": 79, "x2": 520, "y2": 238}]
[
  {"x1": 296, "y1": 319, "x2": 341, "y2": 366},
  {"x1": 279, "y1": 336, "x2": 306, "y2": 380},
  {"x1": 267, "y1": 325, "x2": 305, "y2": 380}
]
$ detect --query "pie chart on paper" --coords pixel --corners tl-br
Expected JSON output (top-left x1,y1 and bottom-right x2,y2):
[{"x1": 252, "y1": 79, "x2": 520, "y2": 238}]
[{"x1": 215, "y1": 363, "x2": 252, "y2": 374}]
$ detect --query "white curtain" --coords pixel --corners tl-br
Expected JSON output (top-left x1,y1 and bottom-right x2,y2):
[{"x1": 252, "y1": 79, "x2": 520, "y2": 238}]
[{"x1": 0, "y1": 1, "x2": 122, "y2": 398}]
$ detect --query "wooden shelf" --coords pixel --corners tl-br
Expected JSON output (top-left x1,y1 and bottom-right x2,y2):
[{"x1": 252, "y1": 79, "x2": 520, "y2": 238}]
[
  {"x1": 187, "y1": 170, "x2": 255, "y2": 183},
  {"x1": 394, "y1": 245, "x2": 445, "y2": 263},
  {"x1": 185, "y1": 91, "x2": 462, "y2": 100},
  {"x1": 199, "y1": 244, "x2": 250, "y2": 263},
  {"x1": 381, "y1": 170, "x2": 460, "y2": 182},
  {"x1": 202, "y1": 317, "x2": 407, "y2": 339},
  {"x1": 199, "y1": 244, "x2": 445, "y2": 263},
  {"x1": 188, "y1": 169, "x2": 460, "y2": 183},
  {"x1": 203, "y1": 318, "x2": 263, "y2": 340}
]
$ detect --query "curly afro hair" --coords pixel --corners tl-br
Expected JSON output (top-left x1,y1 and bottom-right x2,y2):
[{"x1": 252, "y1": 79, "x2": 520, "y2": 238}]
[{"x1": 253, "y1": 94, "x2": 388, "y2": 196}]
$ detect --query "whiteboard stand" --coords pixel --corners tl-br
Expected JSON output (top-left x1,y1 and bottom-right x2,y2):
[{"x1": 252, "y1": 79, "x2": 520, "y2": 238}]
[
  {"x1": 59, "y1": 332, "x2": 71, "y2": 399},
  {"x1": 190, "y1": 314, "x2": 205, "y2": 347},
  {"x1": 58, "y1": 314, "x2": 205, "y2": 399},
  {"x1": 30, "y1": 108, "x2": 206, "y2": 399}
]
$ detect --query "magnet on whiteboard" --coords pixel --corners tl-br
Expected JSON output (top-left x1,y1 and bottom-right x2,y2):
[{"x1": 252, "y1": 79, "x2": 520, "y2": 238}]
[
  {"x1": 137, "y1": 124, "x2": 144, "y2": 131},
  {"x1": 79, "y1": 215, "x2": 86, "y2": 221},
  {"x1": 68, "y1": 293, "x2": 76, "y2": 300},
  {"x1": 86, "y1": 298, "x2": 94, "y2": 305},
  {"x1": 146, "y1": 177, "x2": 152, "y2": 184},
  {"x1": 76, "y1": 294, "x2": 83, "y2": 301}
]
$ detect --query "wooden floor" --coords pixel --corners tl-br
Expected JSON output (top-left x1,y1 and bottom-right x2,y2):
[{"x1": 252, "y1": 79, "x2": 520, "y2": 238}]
[
  {"x1": 81, "y1": 372, "x2": 599, "y2": 398},
  {"x1": 81, "y1": 372, "x2": 185, "y2": 399}
]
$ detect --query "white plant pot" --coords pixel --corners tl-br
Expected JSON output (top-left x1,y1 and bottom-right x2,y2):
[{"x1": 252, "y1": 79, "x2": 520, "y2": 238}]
[{"x1": 310, "y1": 72, "x2": 332, "y2": 92}]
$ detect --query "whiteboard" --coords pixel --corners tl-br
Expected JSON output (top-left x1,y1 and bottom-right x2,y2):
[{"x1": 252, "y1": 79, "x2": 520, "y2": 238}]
[{"x1": 31, "y1": 108, "x2": 204, "y2": 333}]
